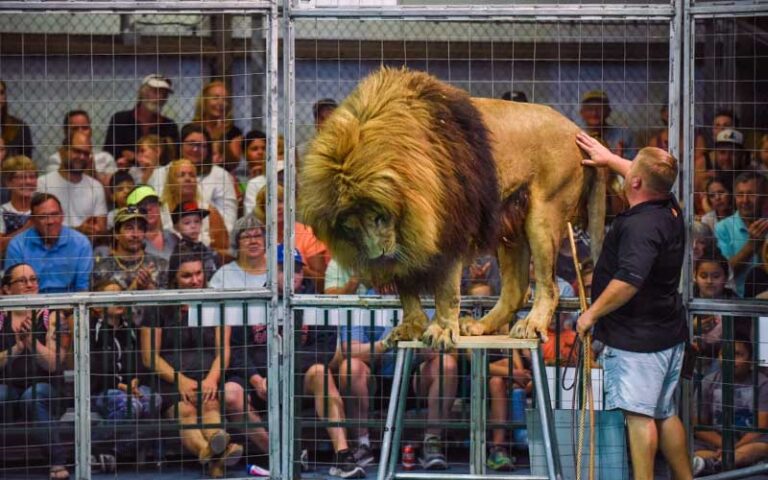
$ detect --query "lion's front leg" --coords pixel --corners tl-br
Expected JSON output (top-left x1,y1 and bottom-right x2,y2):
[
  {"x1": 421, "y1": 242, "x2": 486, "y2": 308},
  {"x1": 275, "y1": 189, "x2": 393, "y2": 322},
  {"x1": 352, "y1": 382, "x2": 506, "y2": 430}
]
[
  {"x1": 385, "y1": 293, "x2": 428, "y2": 346},
  {"x1": 421, "y1": 262, "x2": 463, "y2": 350}
]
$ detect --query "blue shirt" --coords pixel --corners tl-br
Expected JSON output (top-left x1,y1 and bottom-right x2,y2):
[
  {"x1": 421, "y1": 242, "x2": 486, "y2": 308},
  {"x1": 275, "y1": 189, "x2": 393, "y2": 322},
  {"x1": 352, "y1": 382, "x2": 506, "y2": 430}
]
[
  {"x1": 5, "y1": 227, "x2": 93, "y2": 293},
  {"x1": 715, "y1": 213, "x2": 756, "y2": 297},
  {"x1": 339, "y1": 326, "x2": 396, "y2": 377}
]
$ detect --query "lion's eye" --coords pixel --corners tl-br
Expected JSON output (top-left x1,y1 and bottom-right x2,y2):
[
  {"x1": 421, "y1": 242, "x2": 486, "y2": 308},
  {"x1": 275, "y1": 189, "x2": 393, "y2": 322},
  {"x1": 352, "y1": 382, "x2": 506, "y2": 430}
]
[{"x1": 375, "y1": 214, "x2": 388, "y2": 228}]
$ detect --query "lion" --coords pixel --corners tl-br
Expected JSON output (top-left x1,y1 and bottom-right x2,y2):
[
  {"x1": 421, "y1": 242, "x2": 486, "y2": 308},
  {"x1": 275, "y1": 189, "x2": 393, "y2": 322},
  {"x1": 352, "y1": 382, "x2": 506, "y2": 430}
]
[{"x1": 299, "y1": 67, "x2": 605, "y2": 349}]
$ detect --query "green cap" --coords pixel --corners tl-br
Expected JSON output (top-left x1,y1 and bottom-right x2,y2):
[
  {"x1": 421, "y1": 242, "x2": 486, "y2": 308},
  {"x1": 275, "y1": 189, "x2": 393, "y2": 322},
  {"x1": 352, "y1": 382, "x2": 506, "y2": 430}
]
[{"x1": 126, "y1": 185, "x2": 159, "y2": 206}]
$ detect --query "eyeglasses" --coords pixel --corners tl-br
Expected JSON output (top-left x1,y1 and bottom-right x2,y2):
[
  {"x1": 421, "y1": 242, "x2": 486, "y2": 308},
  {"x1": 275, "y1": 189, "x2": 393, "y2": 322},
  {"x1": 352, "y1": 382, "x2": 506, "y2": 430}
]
[
  {"x1": 183, "y1": 141, "x2": 207, "y2": 150},
  {"x1": 10, "y1": 276, "x2": 38, "y2": 286},
  {"x1": 239, "y1": 232, "x2": 265, "y2": 242}
]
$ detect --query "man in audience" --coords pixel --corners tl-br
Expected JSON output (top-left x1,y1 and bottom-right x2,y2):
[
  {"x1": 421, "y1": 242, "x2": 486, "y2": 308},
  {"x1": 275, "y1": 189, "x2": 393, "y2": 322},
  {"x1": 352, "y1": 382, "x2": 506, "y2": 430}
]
[
  {"x1": 37, "y1": 129, "x2": 107, "y2": 240},
  {"x1": 92, "y1": 206, "x2": 168, "y2": 291},
  {"x1": 5, "y1": 192, "x2": 92, "y2": 293},
  {"x1": 104, "y1": 74, "x2": 179, "y2": 167},
  {"x1": 579, "y1": 90, "x2": 636, "y2": 159},
  {"x1": 715, "y1": 172, "x2": 768, "y2": 296},
  {"x1": 43, "y1": 110, "x2": 117, "y2": 184}
]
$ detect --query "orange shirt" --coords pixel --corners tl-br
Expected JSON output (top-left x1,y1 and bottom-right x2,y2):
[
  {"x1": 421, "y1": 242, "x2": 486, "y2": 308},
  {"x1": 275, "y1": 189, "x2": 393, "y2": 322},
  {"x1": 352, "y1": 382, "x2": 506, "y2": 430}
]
[{"x1": 542, "y1": 327, "x2": 578, "y2": 366}]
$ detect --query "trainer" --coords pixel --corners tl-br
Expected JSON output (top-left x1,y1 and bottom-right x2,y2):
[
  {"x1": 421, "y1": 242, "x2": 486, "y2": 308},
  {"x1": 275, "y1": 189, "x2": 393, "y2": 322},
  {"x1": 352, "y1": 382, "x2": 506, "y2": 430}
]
[{"x1": 575, "y1": 132, "x2": 692, "y2": 480}]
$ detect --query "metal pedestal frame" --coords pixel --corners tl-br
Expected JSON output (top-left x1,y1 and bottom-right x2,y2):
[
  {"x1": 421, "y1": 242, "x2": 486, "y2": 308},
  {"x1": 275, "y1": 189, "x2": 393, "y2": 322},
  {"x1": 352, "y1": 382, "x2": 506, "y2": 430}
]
[{"x1": 377, "y1": 335, "x2": 563, "y2": 480}]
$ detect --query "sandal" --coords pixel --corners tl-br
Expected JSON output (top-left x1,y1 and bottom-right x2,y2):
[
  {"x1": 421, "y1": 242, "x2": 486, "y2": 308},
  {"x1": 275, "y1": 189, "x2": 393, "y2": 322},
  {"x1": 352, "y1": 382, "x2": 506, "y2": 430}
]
[{"x1": 49, "y1": 466, "x2": 70, "y2": 480}]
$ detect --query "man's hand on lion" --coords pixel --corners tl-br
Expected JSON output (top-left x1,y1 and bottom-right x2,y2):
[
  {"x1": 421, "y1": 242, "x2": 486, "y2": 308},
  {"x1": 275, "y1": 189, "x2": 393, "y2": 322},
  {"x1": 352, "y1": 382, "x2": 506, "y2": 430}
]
[{"x1": 576, "y1": 131, "x2": 618, "y2": 169}]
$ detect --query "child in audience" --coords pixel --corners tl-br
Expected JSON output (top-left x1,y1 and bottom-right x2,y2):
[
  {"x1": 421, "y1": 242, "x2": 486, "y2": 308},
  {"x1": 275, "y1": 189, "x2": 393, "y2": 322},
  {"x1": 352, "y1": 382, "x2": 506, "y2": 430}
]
[
  {"x1": 107, "y1": 171, "x2": 135, "y2": 230},
  {"x1": 170, "y1": 201, "x2": 221, "y2": 280}
]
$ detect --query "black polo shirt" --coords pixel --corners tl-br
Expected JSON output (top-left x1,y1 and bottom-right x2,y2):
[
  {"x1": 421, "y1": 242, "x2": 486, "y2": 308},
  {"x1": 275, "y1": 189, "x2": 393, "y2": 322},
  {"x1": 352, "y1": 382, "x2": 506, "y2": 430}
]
[{"x1": 592, "y1": 195, "x2": 688, "y2": 352}]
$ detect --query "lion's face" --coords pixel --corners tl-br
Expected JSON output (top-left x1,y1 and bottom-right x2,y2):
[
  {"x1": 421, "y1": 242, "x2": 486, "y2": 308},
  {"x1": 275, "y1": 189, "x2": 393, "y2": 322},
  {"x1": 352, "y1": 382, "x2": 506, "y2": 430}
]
[{"x1": 335, "y1": 205, "x2": 398, "y2": 262}]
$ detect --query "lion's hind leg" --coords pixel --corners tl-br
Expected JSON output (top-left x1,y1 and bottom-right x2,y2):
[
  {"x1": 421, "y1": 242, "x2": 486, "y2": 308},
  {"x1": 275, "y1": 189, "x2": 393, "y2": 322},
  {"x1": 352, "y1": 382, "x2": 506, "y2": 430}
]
[{"x1": 461, "y1": 238, "x2": 530, "y2": 337}]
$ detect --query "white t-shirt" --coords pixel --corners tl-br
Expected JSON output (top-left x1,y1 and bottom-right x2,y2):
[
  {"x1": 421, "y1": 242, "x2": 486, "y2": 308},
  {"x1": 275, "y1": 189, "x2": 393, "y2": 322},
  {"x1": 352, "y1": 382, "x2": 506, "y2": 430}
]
[
  {"x1": 44, "y1": 150, "x2": 117, "y2": 177},
  {"x1": 199, "y1": 165, "x2": 237, "y2": 234},
  {"x1": 209, "y1": 261, "x2": 267, "y2": 290},
  {"x1": 130, "y1": 165, "x2": 168, "y2": 198},
  {"x1": 244, "y1": 175, "x2": 267, "y2": 216},
  {"x1": 37, "y1": 171, "x2": 107, "y2": 228}
]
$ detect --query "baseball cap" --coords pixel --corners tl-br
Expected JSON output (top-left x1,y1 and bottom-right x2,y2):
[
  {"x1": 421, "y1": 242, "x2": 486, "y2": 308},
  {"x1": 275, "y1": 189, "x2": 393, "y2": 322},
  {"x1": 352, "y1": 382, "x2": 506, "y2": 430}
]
[
  {"x1": 715, "y1": 128, "x2": 744, "y2": 147},
  {"x1": 114, "y1": 206, "x2": 148, "y2": 229},
  {"x1": 277, "y1": 244, "x2": 304, "y2": 266},
  {"x1": 581, "y1": 90, "x2": 610, "y2": 104},
  {"x1": 126, "y1": 185, "x2": 159, "y2": 206},
  {"x1": 142, "y1": 74, "x2": 174, "y2": 94},
  {"x1": 171, "y1": 201, "x2": 210, "y2": 224}
]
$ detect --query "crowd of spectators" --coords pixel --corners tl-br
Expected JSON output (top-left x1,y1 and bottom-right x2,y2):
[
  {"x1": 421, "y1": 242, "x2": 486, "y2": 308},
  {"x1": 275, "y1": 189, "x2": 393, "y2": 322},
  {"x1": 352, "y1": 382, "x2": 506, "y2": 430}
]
[{"x1": 1, "y1": 73, "x2": 768, "y2": 478}]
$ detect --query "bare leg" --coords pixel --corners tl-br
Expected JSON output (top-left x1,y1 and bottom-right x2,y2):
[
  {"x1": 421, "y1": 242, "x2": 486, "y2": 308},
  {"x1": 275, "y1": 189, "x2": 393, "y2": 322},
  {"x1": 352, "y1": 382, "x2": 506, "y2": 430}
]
[
  {"x1": 224, "y1": 381, "x2": 269, "y2": 453},
  {"x1": 656, "y1": 415, "x2": 693, "y2": 480},
  {"x1": 304, "y1": 364, "x2": 350, "y2": 452},
  {"x1": 415, "y1": 354, "x2": 458, "y2": 438},
  {"x1": 423, "y1": 261, "x2": 464, "y2": 349},
  {"x1": 172, "y1": 402, "x2": 210, "y2": 461},
  {"x1": 462, "y1": 240, "x2": 530, "y2": 336},
  {"x1": 626, "y1": 412, "x2": 658, "y2": 480},
  {"x1": 489, "y1": 376, "x2": 508, "y2": 445},
  {"x1": 339, "y1": 358, "x2": 371, "y2": 439},
  {"x1": 735, "y1": 442, "x2": 768, "y2": 468}
]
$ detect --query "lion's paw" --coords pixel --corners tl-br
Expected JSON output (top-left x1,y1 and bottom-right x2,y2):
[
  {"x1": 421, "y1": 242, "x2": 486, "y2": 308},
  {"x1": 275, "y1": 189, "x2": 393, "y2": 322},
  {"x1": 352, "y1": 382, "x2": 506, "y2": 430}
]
[
  {"x1": 459, "y1": 317, "x2": 488, "y2": 336},
  {"x1": 384, "y1": 320, "x2": 426, "y2": 347},
  {"x1": 422, "y1": 323, "x2": 458, "y2": 350},
  {"x1": 508, "y1": 319, "x2": 549, "y2": 342}
]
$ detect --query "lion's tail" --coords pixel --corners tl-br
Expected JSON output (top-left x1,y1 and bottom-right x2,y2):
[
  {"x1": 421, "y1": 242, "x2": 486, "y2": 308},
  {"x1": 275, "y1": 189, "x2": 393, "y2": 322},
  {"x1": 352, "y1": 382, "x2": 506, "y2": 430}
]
[{"x1": 584, "y1": 162, "x2": 606, "y2": 261}]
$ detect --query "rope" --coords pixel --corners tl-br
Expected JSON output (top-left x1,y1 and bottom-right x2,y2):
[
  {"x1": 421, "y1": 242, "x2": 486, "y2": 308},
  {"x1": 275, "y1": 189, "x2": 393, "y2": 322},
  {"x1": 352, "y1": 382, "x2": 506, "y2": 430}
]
[{"x1": 568, "y1": 222, "x2": 596, "y2": 480}]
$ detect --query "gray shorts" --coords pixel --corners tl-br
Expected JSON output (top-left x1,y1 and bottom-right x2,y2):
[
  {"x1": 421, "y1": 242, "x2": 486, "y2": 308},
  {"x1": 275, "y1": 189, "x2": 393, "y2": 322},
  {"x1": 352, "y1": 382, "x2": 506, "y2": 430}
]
[{"x1": 601, "y1": 342, "x2": 685, "y2": 419}]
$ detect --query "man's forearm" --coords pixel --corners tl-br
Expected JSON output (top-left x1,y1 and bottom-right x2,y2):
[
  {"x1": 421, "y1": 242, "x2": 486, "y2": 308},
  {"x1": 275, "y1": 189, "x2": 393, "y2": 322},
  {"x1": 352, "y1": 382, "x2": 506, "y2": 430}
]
[
  {"x1": 606, "y1": 154, "x2": 632, "y2": 178},
  {"x1": 729, "y1": 241, "x2": 757, "y2": 276},
  {"x1": 587, "y1": 279, "x2": 638, "y2": 321}
]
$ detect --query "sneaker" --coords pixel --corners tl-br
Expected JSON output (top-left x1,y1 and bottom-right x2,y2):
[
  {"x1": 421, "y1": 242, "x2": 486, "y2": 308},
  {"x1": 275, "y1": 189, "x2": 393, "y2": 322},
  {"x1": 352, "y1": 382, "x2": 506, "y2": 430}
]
[
  {"x1": 420, "y1": 435, "x2": 448, "y2": 470},
  {"x1": 299, "y1": 449, "x2": 311, "y2": 473},
  {"x1": 353, "y1": 443, "x2": 376, "y2": 467},
  {"x1": 247, "y1": 464, "x2": 270, "y2": 477},
  {"x1": 486, "y1": 445, "x2": 515, "y2": 471},
  {"x1": 329, "y1": 449, "x2": 366, "y2": 478},
  {"x1": 692, "y1": 456, "x2": 721, "y2": 477}
]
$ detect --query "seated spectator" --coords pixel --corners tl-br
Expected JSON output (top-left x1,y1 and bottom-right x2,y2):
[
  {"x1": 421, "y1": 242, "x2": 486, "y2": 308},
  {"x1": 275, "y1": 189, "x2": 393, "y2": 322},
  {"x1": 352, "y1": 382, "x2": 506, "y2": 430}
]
[
  {"x1": 710, "y1": 128, "x2": 749, "y2": 181},
  {"x1": 0, "y1": 80, "x2": 34, "y2": 158},
  {"x1": 106, "y1": 170, "x2": 135, "y2": 231},
  {"x1": 579, "y1": 89, "x2": 636, "y2": 159},
  {"x1": 0, "y1": 263, "x2": 69, "y2": 478},
  {"x1": 255, "y1": 184, "x2": 328, "y2": 291},
  {"x1": 695, "y1": 109, "x2": 736, "y2": 214},
  {"x1": 647, "y1": 104, "x2": 669, "y2": 151},
  {"x1": 714, "y1": 172, "x2": 767, "y2": 296},
  {"x1": 243, "y1": 131, "x2": 281, "y2": 215},
  {"x1": 140, "y1": 246, "x2": 243, "y2": 478},
  {"x1": 127, "y1": 185, "x2": 175, "y2": 261},
  {"x1": 170, "y1": 201, "x2": 221, "y2": 280},
  {"x1": 104, "y1": 74, "x2": 179, "y2": 167},
  {"x1": 693, "y1": 338, "x2": 768, "y2": 475},
  {"x1": 92, "y1": 206, "x2": 168, "y2": 293},
  {"x1": 90, "y1": 279, "x2": 160, "y2": 423},
  {"x1": 555, "y1": 227, "x2": 591, "y2": 286},
  {"x1": 5, "y1": 193, "x2": 92, "y2": 293},
  {"x1": 160, "y1": 159, "x2": 229, "y2": 259},
  {"x1": 0, "y1": 154, "x2": 36, "y2": 255},
  {"x1": 37, "y1": 130, "x2": 107, "y2": 239},
  {"x1": 693, "y1": 221, "x2": 716, "y2": 263},
  {"x1": 179, "y1": 123, "x2": 238, "y2": 234},
  {"x1": 223, "y1": 127, "x2": 245, "y2": 178},
  {"x1": 501, "y1": 90, "x2": 528, "y2": 102},
  {"x1": 701, "y1": 176, "x2": 734, "y2": 232},
  {"x1": 193, "y1": 80, "x2": 240, "y2": 153},
  {"x1": 209, "y1": 215, "x2": 266, "y2": 289},
  {"x1": 324, "y1": 257, "x2": 368, "y2": 295},
  {"x1": 44, "y1": 110, "x2": 117, "y2": 184},
  {"x1": 297, "y1": 98, "x2": 338, "y2": 163},
  {"x1": 131, "y1": 134, "x2": 170, "y2": 195},
  {"x1": 0, "y1": 137, "x2": 9, "y2": 203},
  {"x1": 461, "y1": 255, "x2": 501, "y2": 296},
  {"x1": 338, "y1": 314, "x2": 458, "y2": 471}
]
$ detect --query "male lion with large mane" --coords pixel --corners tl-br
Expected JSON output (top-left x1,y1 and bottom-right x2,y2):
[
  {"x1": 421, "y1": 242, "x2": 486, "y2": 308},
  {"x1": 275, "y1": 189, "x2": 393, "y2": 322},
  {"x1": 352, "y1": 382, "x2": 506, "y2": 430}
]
[{"x1": 300, "y1": 67, "x2": 605, "y2": 349}]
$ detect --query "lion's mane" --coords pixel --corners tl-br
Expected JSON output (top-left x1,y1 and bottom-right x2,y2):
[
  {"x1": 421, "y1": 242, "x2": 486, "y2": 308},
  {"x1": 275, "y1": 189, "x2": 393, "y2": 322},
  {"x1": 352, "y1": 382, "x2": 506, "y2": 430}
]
[{"x1": 299, "y1": 68, "x2": 499, "y2": 292}]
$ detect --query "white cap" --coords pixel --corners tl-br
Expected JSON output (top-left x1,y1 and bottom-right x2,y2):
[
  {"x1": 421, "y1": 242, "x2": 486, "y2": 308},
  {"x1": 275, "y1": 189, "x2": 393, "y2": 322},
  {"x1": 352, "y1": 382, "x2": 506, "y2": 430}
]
[
  {"x1": 141, "y1": 74, "x2": 174, "y2": 93},
  {"x1": 716, "y1": 128, "x2": 744, "y2": 146}
]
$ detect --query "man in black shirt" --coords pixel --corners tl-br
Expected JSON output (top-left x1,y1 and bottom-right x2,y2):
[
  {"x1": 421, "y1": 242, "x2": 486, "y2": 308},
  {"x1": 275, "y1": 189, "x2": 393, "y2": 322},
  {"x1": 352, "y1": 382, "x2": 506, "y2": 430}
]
[
  {"x1": 104, "y1": 74, "x2": 180, "y2": 167},
  {"x1": 575, "y1": 131, "x2": 692, "y2": 480}
]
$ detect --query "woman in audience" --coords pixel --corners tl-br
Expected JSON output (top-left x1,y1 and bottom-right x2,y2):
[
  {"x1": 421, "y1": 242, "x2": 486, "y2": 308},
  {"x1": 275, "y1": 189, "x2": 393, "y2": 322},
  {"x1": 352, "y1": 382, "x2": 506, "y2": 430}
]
[
  {"x1": 140, "y1": 245, "x2": 242, "y2": 478},
  {"x1": 0, "y1": 263, "x2": 70, "y2": 478},
  {"x1": 0, "y1": 80, "x2": 34, "y2": 158},
  {"x1": 209, "y1": 215, "x2": 266, "y2": 289},
  {"x1": 0, "y1": 155, "x2": 36, "y2": 255},
  {"x1": 132, "y1": 134, "x2": 170, "y2": 196},
  {"x1": 160, "y1": 159, "x2": 229, "y2": 260},
  {"x1": 243, "y1": 132, "x2": 282, "y2": 216},
  {"x1": 179, "y1": 123, "x2": 238, "y2": 234},
  {"x1": 192, "y1": 80, "x2": 239, "y2": 145},
  {"x1": 254, "y1": 185, "x2": 327, "y2": 292},
  {"x1": 700, "y1": 176, "x2": 733, "y2": 232}
]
